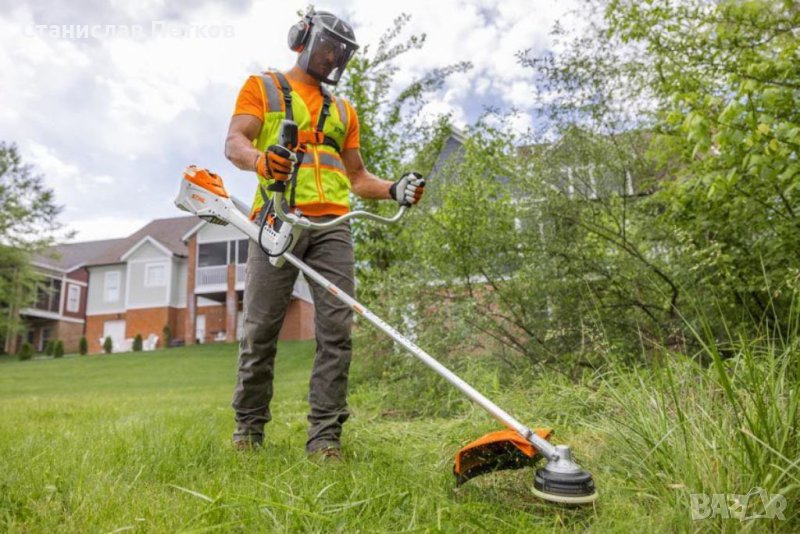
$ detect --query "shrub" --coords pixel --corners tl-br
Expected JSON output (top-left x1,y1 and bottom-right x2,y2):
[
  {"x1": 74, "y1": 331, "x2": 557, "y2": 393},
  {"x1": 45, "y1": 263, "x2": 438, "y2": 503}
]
[
  {"x1": 132, "y1": 334, "x2": 143, "y2": 352},
  {"x1": 79, "y1": 337, "x2": 88, "y2": 355},
  {"x1": 103, "y1": 336, "x2": 113, "y2": 354},
  {"x1": 44, "y1": 340, "x2": 54, "y2": 356},
  {"x1": 53, "y1": 340, "x2": 64, "y2": 358},
  {"x1": 18, "y1": 342, "x2": 33, "y2": 361},
  {"x1": 162, "y1": 325, "x2": 171, "y2": 349}
]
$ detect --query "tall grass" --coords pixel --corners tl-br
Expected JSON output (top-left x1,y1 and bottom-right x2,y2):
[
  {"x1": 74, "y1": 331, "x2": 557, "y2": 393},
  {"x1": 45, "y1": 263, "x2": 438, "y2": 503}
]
[{"x1": 599, "y1": 303, "x2": 800, "y2": 530}]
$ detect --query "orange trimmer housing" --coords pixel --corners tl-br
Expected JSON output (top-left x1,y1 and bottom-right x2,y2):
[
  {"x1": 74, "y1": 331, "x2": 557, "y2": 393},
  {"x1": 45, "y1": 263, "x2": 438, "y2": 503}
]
[
  {"x1": 454, "y1": 428, "x2": 553, "y2": 485},
  {"x1": 183, "y1": 165, "x2": 229, "y2": 198}
]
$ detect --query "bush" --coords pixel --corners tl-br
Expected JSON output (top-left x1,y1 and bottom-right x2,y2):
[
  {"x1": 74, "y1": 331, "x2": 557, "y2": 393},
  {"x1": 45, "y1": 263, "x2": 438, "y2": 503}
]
[
  {"x1": 44, "y1": 340, "x2": 54, "y2": 356},
  {"x1": 162, "y1": 325, "x2": 171, "y2": 349},
  {"x1": 103, "y1": 336, "x2": 113, "y2": 354},
  {"x1": 53, "y1": 340, "x2": 64, "y2": 358},
  {"x1": 132, "y1": 334, "x2": 143, "y2": 352},
  {"x1": 18, "y1": 342, "x2": 33, "y2": 361},
  {"x1": 79, "y1": 337, "x2": 88, "y2": 355}
]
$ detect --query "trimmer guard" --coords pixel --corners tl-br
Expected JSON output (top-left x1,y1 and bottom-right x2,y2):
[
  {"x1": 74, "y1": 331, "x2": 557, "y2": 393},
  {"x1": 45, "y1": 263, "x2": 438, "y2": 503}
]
[{"x1": 454, "y1": 428, "x2": 552, "y2": 486}]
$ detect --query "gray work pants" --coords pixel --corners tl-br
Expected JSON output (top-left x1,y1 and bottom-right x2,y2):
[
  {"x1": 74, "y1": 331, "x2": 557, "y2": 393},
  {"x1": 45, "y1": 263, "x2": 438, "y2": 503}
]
[{"x1": 232, "y1": 218, "x2": 354, "y2": 453}]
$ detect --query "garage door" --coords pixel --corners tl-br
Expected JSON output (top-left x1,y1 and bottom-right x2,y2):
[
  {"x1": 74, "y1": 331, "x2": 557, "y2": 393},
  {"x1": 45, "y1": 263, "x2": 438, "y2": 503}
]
[{"x1": 103, "y1": 320, "x2": 126, "y2": 352}]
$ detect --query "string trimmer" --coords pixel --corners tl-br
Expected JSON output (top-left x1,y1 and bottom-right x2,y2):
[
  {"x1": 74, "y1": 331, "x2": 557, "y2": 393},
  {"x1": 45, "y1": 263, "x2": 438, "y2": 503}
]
[{"x1": 174, "y1": 154, "x2": 597, "y2": 505}]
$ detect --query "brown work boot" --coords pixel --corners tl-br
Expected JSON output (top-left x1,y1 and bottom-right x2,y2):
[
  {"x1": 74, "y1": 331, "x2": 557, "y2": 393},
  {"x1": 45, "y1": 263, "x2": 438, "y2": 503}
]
[
  {"x1": 233, "y1": 438, "x2": 261, "y2": 451},
  {"x1": 308, "y1": 447, "x2": 344, "y2": 464}
]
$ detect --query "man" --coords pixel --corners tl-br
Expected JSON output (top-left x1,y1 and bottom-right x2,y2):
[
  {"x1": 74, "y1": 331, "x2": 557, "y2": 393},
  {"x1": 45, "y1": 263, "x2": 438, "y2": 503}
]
[{"x1": 224, "y1": 9, "x2": 425, "y2": 459}]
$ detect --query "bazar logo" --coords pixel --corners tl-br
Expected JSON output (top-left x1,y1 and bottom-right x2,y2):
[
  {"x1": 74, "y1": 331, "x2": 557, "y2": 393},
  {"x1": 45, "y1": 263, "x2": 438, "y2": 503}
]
[{"x1": 690, "y1": 487, "x2": 787, "y2": 521}]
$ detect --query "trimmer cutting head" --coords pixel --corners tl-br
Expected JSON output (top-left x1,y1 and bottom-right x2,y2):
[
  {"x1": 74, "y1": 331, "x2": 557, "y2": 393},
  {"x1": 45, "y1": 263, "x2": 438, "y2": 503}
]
[
  {"x1": 532, "y1": 445, "x2": 598, "y2": 504},
  {"x1": 454, "y1": 430, "x2": 597, "y2": 505}
]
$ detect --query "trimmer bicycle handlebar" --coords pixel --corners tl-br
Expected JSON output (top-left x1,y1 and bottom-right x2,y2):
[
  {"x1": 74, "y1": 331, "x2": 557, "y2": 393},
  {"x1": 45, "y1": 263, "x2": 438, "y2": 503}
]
[{"x1": 271, "y1": 189, "x2": 408, "y2": 230}]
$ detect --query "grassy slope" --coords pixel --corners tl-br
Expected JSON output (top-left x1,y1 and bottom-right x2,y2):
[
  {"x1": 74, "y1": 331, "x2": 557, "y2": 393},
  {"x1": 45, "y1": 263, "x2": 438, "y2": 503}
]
[{"x1": 0, "y1": 342, "x2": 789, "y2": 532}]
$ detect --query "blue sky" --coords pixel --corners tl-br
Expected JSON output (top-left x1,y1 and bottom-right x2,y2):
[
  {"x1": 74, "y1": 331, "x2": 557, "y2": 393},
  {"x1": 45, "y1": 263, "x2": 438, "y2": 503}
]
[{"x1": 1, "y1": 0, "x2": 578, "y2": 241}]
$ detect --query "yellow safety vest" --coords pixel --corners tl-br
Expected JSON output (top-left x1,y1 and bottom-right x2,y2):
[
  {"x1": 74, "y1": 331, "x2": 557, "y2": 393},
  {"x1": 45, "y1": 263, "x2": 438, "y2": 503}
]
[{"x1": 250, "y1": 72, "x2": 351, "y2": 218}]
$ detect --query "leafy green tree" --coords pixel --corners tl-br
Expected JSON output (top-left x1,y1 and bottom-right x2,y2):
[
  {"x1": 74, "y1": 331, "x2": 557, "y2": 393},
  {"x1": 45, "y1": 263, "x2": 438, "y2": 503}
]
[
  {"x1": 103, "y1": 336, "x2": 113, "y2": 354},
  {"x1": 0, "y1": 142, "x2": 68, "y2": 351},
  {"x1": 79, "y1": 336, "x2": 88, "y2": 356},
  {"x1": 513, "y1": 0, "x2": 800, "y2": 348},
  {"x1": 606, "y1": 0, "x2": 800, "y2": 330},
  {"x1": 44, "y1": 339, "x2": 54, "y2": 356},
  {"x1": 337, "y1": 13, "x2": 470, "y2": 280},
  {"x1": 53, "y1": 340, "x2": 64, "y2": 358}
]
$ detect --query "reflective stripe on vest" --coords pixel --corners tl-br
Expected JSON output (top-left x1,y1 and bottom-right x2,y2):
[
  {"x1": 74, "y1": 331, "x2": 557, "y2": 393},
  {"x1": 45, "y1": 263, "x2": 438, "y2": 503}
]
[
  {"x1": 250, "y1": 73, "x2": 350, "y2": 217},
  {"x1": 259, "y1": 74, "x2": 283, "y2": 113}
]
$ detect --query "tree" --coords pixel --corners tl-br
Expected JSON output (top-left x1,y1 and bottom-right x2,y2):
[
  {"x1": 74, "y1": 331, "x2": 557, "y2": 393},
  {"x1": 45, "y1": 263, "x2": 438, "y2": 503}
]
[
  {"x1": 103, "y1": 336, "x2": 113, "y2": 354},
  {"x1": 79, "y1": 336, "x2": 88, "y2": 355},
  {"x1": 53, "y1": 340, "x2": 64, "y2": 358},
  {"x1": 337, "y1": 14, "x2": 471, "y2": 282},
  {"x1": 511, "y1": 0, "x2": 800, "y2": 349},
  {"x1": 607, "y1": 0, "x2": 800, "y2": 331},
  {"x1": 0, "y1": 142, "x2": 69, "y2": 351}
]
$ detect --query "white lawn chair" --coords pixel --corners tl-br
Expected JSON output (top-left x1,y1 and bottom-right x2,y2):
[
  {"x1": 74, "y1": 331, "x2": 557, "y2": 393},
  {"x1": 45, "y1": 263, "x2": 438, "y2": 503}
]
[{"x1": 143, "y1": 334, "x2": 159, "y2": 351}]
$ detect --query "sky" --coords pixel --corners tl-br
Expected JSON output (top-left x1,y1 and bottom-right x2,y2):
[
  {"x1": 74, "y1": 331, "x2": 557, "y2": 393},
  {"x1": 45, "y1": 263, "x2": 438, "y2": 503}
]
[{"x1": 1, "y1": 0, "x2": 579, "y2": 243}]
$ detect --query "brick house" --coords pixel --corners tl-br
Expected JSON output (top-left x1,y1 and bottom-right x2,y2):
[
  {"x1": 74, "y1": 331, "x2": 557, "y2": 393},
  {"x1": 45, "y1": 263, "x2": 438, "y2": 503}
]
[
  {"x1": 4, "y1": 244, "x2": 92, "y2": 354},
  {"x1": 7, "y1": 216, "x2": 314, "y2": 355},
  {"x1": 179, "y1": 218, "x2": 314, "y2": 348}
]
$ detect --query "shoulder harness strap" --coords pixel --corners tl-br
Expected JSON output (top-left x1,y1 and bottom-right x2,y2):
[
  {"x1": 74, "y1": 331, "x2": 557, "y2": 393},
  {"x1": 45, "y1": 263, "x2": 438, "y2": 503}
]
[
  {"x1": 272, "y1": 72, "x2": 294, "y2": 122},
  {"x1": 270, "y1": 72, "x2": 300, "y2": 206},
  {"x1": 316, "y1": 85, "x2": 342, "y2": 153}
]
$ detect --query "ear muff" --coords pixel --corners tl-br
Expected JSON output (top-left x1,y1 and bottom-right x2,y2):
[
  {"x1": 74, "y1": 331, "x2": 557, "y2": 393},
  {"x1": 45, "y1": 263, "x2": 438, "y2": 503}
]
[{"x1": 287, "y1": 19, "x2": 311, "y2": 52}]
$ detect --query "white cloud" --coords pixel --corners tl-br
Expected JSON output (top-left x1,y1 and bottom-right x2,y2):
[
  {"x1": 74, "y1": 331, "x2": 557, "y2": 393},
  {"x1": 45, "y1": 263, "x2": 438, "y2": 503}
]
[
  {"x1": 2, "y1": 0, "x2": 578, "y2": 242},
  {"x1": 66, "y1": 216, "x2": 150, "y2": 242}
]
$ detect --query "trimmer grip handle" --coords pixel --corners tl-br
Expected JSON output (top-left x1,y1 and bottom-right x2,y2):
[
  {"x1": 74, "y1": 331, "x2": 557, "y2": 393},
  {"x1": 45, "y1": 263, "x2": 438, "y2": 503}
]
[
  {"x1": 278, "y1": 120, "x2": 299, "y2": 152},
  {"x1": 269, "y1": 144, "x2": 295, "y2": 161}
]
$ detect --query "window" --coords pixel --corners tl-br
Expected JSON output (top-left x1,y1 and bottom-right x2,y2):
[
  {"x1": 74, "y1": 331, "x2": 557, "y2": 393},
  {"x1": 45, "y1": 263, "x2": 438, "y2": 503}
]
[
  {"x1": 66, "y1": 284, "x2": 80, "y2": 312},
  {"x1": 104, "y1": 271, "x2": 120, "y2": 302},
  {"x1": 237, "y1": 239, "x2": 248, "y2": 264},
  {"x1": 198, "y1": 242, "x2": 228, "y2": 267},
  {"x1": 145, "y1": 263, "x2": 166, "y2": 287},
  {"x1": 34, "y1": 278, "x2": 62, "y2": 312}
]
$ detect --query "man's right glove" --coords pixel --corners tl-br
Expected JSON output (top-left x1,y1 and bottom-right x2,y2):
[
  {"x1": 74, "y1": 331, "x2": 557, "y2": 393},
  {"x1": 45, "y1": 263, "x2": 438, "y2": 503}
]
[
  {"x1": 390, "y1": 172, "x2": 426, "y2": 206},
  {"x1": 255, "y1": 144, "x2": 294, "y2": 181}
]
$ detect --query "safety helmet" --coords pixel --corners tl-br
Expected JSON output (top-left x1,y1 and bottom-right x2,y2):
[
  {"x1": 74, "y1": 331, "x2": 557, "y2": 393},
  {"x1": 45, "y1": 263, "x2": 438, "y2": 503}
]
[{"x1": 287, "y1": 9, "x2": 358, "y2": 86}]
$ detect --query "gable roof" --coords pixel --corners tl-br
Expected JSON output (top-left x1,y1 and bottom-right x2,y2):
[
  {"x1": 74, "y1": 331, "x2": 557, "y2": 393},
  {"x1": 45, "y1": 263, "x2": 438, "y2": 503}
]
[
  {"x1": 34, "y1": 215, "x2": 200, "y2": 270},
  {"x1": 33, "y1": 238, "x2": 125, "y2": 272},
  {"x1": 429, "y1": 129, "x2": 467, "y2": 181},
  {"x1": 86, "y1": 216, "x2": 199, "y2": 266}
]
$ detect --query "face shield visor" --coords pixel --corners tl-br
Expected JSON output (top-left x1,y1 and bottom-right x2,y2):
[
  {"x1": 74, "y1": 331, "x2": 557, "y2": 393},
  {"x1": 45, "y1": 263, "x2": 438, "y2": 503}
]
[{"x1": 298, "y1": 22, "x2": 358, "y2": 86}]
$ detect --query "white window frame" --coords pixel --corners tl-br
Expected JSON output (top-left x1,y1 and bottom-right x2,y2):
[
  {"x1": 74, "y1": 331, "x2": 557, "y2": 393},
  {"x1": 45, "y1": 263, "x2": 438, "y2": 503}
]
[
  {"x1": 66, "y1": 284, "x2": 80, "y2": 312},
  {"x1": 104, "y1": 271, "x2": 120, "y2": 302},
  {"x1": 144, "y1": 262, "x2": 167, "y2": 288}
]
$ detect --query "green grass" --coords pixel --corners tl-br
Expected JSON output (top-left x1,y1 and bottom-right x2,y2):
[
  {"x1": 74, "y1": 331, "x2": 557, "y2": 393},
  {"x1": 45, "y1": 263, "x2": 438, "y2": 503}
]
[{"x1": 0, "y1": 338, "x2": 796, "y2": 532}]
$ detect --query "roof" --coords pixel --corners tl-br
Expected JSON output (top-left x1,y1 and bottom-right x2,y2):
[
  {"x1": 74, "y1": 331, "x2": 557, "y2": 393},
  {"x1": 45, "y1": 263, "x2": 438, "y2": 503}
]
[
  {"x1": 88, "y1": 216, "x2": 199, "y2": 266},
  {"x1": 429, "y1": 130, "x2": 467, "y2": 180},
  {"x1": 34, "y1": 215, "x2": 200, "y2": 271},
  {"x1": 33, "y1": 238, "x2": 124, "y2": 272}
]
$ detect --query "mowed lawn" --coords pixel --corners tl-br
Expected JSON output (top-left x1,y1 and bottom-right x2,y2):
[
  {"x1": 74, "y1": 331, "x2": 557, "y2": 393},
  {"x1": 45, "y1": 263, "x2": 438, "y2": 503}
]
[{"x1": 0, "y1": 342, "x2": 612, "y2": 532}]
